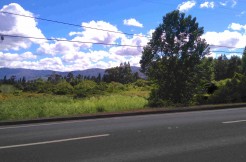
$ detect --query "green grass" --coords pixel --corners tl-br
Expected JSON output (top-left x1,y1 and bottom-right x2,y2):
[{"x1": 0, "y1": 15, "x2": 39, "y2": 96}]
[
  {"x1": 0, "y1": 85, "x2": 16, "y2": 93},
  {"x1": 0, "y1": 93, "x2": 148, "y2": 121}
]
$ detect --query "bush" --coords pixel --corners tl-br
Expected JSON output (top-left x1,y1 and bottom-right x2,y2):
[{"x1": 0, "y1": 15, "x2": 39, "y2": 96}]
[
  {"x1": 74, "y1": 80, "x2": 97, "y2": 98},
  {"x1": 53, "y1": 81, "x2": 74, "y2": 95},
  {"x1": 208, "y1": 74, "x2": 246, "y2": 104},
  {"x1": 148, "y1": 88, "x2": 174, "y2": 107},
  {"x1": 0, "y1": 85, "x2": 16, "y2": 93},
  {"x1": 106, "y1": 82, "x2": 126, "y2": 93}
]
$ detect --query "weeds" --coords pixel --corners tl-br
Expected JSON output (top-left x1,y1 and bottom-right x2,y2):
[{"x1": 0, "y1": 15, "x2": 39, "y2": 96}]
[{"x1": 0, "y1": 93, "x2": 148, "y2": 121}]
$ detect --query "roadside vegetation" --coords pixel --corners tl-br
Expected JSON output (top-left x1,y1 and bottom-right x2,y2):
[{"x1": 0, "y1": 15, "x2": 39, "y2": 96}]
[
  {"x1": 0, "y1": 64, "x2": 150, "y2": 120},
  {"x1": 1, "y1": 10, "x2": 246, "y2": 121}
]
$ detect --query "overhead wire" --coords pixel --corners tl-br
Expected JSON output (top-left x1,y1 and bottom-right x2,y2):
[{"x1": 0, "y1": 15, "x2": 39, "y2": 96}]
[
  {"x1": 1, "y1": 34, "x2": 244, "y2": 53},
  {"x1": 0, "y1": 11, "x2": 245, "y2": 50},
  {"x1": 0, "y1": 34, "x2": 144, "y2": 48},
  {"x1": 0, "y1": 11, "x2": 149, "y2": 38}
]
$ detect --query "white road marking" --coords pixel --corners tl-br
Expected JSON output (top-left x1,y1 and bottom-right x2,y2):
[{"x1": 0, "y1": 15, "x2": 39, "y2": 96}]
[
  {"x1": 0, "y1": 117, "x2": 112, "y2": 130},
  {"x1": 0, "y1": 134, "x2": 110, "y2": 150},
  {"x1": 0, "y1": 120, "x2": 84, "y2": 130},
  {"x1": 222, "y1": 120, "x2": 246, "y2": 124},
  {"x1": 1, "y1": 107, "x2": 246, "y2": 130}
]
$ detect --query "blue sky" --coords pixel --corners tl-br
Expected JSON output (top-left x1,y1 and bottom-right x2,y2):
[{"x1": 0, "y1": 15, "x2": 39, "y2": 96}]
[{"x1": 0, "y1": 0, "x2": 246, "y2": 71}]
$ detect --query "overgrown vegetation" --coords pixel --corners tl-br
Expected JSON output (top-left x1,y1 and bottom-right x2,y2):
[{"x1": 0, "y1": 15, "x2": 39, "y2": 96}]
[
  {"x1": 0, "y1": 93, "x2": 147, "y2": 120},
  {"x1": 1, "y1": 10, "x2": 246, "y2": 121},
  {"x1": 140, "y1": 10, "x2": 246, "y2": 107},
  {"x1": 0, "y1": 63, "x2": 150, "y2": 120}
]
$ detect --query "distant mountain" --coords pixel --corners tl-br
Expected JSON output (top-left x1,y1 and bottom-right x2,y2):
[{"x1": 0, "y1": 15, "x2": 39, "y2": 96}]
[{"x1": 0, "y1": 66, "x2": 144, "y2": 80}]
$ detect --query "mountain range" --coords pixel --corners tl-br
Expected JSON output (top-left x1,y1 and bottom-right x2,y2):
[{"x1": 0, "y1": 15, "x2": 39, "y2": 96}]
[{"x1": 0, "y1": 66, "x2": 144, "y2": 80}]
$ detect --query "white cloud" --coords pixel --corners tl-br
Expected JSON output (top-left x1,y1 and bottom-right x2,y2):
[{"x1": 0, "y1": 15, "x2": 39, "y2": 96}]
[
  {"x1": 237, "y1": 11, "x2": 246, "y2": 17},
  {"x1": 0, "y1": 3, "x2": 150, "y2": 71},
  {"x1": 177, "y1": 1, "x2": 196, "y2": 12},
  {"x1": 228, "y1": 23, "x2": 246, "y2": 31},
  {"x1": 0, "y1": 3, "x2": 45, "y2": 51},
  {"x1": 219, "y1": 1, "x2": 227, "y2": 6},
  {"x1": 0, "y1": 51, "x2": 37, "y2": 68},
  {"x1": 202, "y1": 30, "x2": 246, "y2": 49},
  {"x1": 109, "y1": 34, "x2": 148, "y2": 56},
  {"x1": 69, "y1": 20, "x2": 122, "y2": 48},
  {"x1": 231, "y1": 0, "x2": 237, "y2": 7},
  {"x1": 123, "y1": 18, "x2": 143, "y2": 28},
  {"x1": 21, "y1": 52, "x2": 37, "y2": 60},
  {"x1": 200, "y1": 2, "x2": 215, "y2": 8},
  {"x1": 219, "y1": 0, "x2": 237, "y2": 7},
  {"x1": 37, "y1": 38, "x2": 81, "y2": 56}
]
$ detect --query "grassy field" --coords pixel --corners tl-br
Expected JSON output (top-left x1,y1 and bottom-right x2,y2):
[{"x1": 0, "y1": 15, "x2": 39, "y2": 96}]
[{"x1": 0, "y1": 92, "x2": 148, "y2": 121}]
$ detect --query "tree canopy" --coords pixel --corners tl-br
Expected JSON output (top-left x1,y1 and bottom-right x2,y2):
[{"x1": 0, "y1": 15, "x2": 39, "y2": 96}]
[{"x1": 140, "y1": 10, "x2": 209, "y2": 106}]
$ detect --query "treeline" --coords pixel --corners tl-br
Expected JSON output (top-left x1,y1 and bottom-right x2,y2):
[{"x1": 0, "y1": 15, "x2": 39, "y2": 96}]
[
  {"x1": 195, "y1": 51, "x2": 246, "y2": 105},
  {"x1": 0, "y1": 62, "x2": 146, "y2": 98}
]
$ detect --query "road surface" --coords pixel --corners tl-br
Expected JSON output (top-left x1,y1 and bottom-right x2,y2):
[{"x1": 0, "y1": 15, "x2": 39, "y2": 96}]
[{"x1": 1, "y1": 107, "x2": 246, "y2": 161}]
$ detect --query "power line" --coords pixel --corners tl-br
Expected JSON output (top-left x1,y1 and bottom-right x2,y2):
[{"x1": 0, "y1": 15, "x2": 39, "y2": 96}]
[
  {"x1": 210, "y1": 50, "x2": 243, "y2": 54},
  {"x1": 1, "y1": 11, "x2": 245, "y2": 49},
  {"x1": 0, "y1": 11, "x2": 149, "y2": 38},
  {"x1": 1, "y1": 34, "x2": 244, "y2": 50},
  {"x1": 0, "y1": 34, "x2": 144, "y2": 48},
  {"x1": 209, "y1": 45, "x2": 245, "y2": 49}
]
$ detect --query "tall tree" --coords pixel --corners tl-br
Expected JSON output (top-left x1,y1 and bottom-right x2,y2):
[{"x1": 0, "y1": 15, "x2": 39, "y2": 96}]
[
  {"x1": 214, "y1": 54, "x2": 228, "y2": 81},
  {"x1": 140, "y1": 10, "x2": 209, "y2": 106},
  {"x1": 103, "y1": 62, "x2": 138, "y2": 84},
  {"x1": 242, "y1": 46, "x2": 246, "y2": 75},
  {"x1": 227, "y1": 55, "x2": 241, "y2": 78}
]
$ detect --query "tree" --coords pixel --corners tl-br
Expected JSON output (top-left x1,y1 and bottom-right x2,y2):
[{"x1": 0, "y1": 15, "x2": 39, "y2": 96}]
[
  {"x1": 74, "y1": 80, "x2": 97, "y2": 98},
  {"x1": 140, "y1": 10, "x2": 209, "y2": 106},
  {"x1": 242, "y1": 46, "x2": 246, "y2": 75},
  {"x1": 214, "y1": 55, "x2": 228, "y2": 81},
  {"x1": 227, "y1": 55, "x2": 241, "y2": 78},
  {"x1": 66, "y1": 72, "x2": 74, "y2": 83},
  {"x1": 103, "y1": 62, "x2": 139, "y2": 84},
  {"x1": 53, "y1": 81, "x2": 74, "y2": 95}
]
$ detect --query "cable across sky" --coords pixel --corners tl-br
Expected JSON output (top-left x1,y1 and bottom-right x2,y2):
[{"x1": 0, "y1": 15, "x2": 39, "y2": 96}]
[
  {"x1": 0, "y1": 11, "x2": 245, "y2": 51},
  {"x1": 0, "y1": 11, "x2": 149, "y2": 38},
  {"x1": 0, "y1": 34, "x2": 244, "y2": 54}
]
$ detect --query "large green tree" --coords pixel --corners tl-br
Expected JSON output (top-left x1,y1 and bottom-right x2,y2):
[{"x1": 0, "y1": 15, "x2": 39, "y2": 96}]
[
  {"x1": 140, "y1": 10, "x2": 209, "y2": 106},
  {"x1": 103, "y1": 62, "x2": 139, "y2": 84},
  {"x1": 242, "y1": 46, "x2": 246, "y2": 75}
]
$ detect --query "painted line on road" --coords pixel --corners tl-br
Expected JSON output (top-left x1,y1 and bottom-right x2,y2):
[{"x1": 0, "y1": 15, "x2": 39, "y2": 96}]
[
  {"x1": 0, "y1": 118, "x2": 106, "y2": 130},
  {"x1": 222, "y1": 120, "x2": 246, "y2": 124},
  {"x1": 0, "y1": 134, "x2": 110, "y2": 150},
  {"x1": 0, "y1": 121, "x2": 82, "y2": 130}
]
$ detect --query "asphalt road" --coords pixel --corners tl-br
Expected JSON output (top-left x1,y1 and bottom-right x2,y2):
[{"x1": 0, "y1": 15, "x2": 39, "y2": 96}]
[{"x1": 1, "y1": 107, "x2": 246, "y2": 162}]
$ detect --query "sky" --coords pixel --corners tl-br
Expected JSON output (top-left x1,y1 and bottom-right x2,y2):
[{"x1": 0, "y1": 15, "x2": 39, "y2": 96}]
[{"x1": 0, "y1": 0, "x2": 246, "y2": 71}]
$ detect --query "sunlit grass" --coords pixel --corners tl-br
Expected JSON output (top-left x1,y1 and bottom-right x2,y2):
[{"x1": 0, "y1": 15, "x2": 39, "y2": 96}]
[{"x1": 0, "y1": 93, "x2": 148, "y2": 121}]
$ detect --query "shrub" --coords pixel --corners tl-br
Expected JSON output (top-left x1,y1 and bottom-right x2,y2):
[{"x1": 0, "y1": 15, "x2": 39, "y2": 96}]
[
  {"x1": 74, "y1": 80, "x2": 97, "y2": 98},
  {"x1": 53, "y1": 81, "x2": 74, "y2": 95},
  {"x1": 208, "y1": 74, "x2": 246, "y2": 104}
]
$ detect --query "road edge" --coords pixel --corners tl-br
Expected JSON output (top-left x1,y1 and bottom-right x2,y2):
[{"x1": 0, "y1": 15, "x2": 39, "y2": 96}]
[{"x1": 1, "y1": 103, "x2": 246, "y2": 126}]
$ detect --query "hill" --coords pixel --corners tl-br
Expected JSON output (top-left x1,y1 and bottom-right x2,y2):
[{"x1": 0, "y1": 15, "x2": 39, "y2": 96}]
[{"x1": 0, "y1": 67, "x2": 144, "y2": 80}]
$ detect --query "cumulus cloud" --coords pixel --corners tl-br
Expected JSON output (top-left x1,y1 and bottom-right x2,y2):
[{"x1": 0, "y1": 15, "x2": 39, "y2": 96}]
[
  {"x1": 69, "y1": 20, "x2": 122, "y2": 48},
  {"x1": 0, "y1": 55, "x2": 66, "y2": 71},
  {"x1": 0, "y1": 51, "x2": 37, "y2": 68},
  {"x1": 237, "y1": 11, "x2": 246, "y2": 17},
  {"x1": 123, "y1": 18, "x2": 143, "y2": 28},
  {"x1": 177, "y1": 0, "x2": 196, "y2": 12},
  {"x1": 0, "y1": 3, "x2": 45, "y2": 51},
  {"x1": 202, "y1": 30, "x2": 246, "y2": 49},
  {"x1": 200, "y1": 1, "x2": 215, "y2": 8},
  {"x1": 109, "y1": 34, "x2": 148, "y2": 56},
  {"x1": 0, "y1": 3, "x2": 150, "y2": 71},
  {"x1": 228, "y1": 23, "x2": 246, "y2": 31},
  {"x1": 219, "y1": 0, "x2": 237, "y2": 7},
  {"x1": 37, "y1": 38, "x2": 81, "y2": 56}
]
